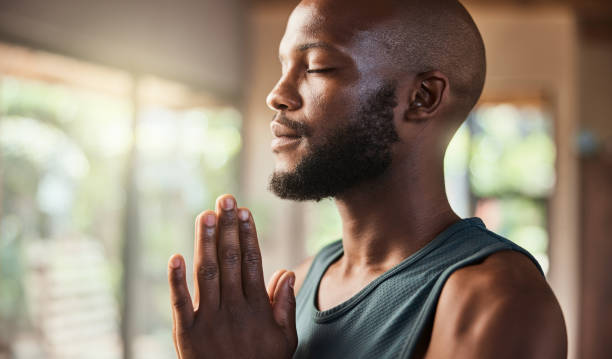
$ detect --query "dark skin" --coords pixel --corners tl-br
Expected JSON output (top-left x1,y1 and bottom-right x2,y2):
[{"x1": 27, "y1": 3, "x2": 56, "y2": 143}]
[
  {"x1": 168, "y1": 0, "x2": 567, "y2": 358},
  {"x1": 168, "y1": 197, "x2": 298, "y2": 359}
]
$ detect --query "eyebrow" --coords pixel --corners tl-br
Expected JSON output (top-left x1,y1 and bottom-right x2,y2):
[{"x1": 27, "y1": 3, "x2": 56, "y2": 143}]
[{"x1": 297, "y1": 42, "x2": 334, "y2": 52}]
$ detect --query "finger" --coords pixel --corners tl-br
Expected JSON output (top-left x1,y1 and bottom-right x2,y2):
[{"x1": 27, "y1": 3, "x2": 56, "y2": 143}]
[
  {"x1": 267, "y1": 269, "x2": 287, "y2": 303},
  {"x1": 237, "y1": 207, "x2": 268, "y2": 304},
  {"x1": 168, "y1": 254, "x2": 195, "y2": 331},
  {"x1": 171, "y1": 310, "x2": 181, "y2": 359},
  {"x1": 216, "y1": 194, "x2": 244, "y2": 302},
  {"x1": 194, "y1": 210, "x2": 221, "y2": 310},
  {"x1": 192, "y1": 212, "x2": 203, "y2": 308},
  {"x1": 272, "y1": 271, "x2": 297, "y2": 348}
]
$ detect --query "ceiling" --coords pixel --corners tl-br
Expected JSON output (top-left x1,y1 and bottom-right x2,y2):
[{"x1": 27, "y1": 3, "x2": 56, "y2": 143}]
[
  {"x1": 248, "y1": 0, "x2": 612, "y2": 39},
  {"x1": 0, "y1": 0, "x2": 246, "y2": 101},
  {"x1": 249, "y1": 0, "x2": 612, "y2": 18}
]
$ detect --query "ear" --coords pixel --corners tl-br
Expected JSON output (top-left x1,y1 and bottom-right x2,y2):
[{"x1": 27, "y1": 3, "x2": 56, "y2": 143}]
[{"x1": 404, "y1": 71, "x2": 448, "y2": 122}]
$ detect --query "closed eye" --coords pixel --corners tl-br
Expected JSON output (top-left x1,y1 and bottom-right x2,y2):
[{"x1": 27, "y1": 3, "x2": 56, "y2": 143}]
[{"x1": 306, "y1": 68, "x2": 335, "y2": 74}]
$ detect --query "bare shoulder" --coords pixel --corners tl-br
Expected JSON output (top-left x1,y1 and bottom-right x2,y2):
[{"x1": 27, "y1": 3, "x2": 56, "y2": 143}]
[
  {"x1": 292, "y1": 256, "x2": 315, "y2": 295},
  {"x1": 425, "y1": 250, "x2": 567, "y2": 359}
]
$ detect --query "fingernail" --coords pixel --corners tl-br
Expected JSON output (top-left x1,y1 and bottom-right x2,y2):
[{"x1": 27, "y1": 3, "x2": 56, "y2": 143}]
[
  {"x1": 222, "y1": 197, "x2": 235, "y2": 211},
  {"x1": 238, "y1": 209, "x2": 249, "y2": 221},
  {"x1": 170, "y1": 256, "x2": 181, "y2": 269},
  {"x1": 205, "y1": 213, "x2": 216, "y2": 227}
]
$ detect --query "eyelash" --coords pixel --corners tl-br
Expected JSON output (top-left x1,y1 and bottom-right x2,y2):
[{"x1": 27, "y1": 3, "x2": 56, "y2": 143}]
[{"x1": 306, "y1": 68, "x2": 335, "y2": 74}]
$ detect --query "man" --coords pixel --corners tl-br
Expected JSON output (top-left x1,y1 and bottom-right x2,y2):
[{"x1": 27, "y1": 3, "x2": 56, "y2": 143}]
[{"x1": 167, "y1": 0, "x2": 567, "y2": 358}]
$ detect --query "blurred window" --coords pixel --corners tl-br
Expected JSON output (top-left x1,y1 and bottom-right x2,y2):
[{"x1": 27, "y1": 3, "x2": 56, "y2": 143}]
[
  {"x1": 445, "y1": 102, "x2": 555, "y2": 274},
  {"x1": 0, "y1": 75, "x2": 130, "y2": 358},
  {"x1": 0, "y1": 43, "x2": 241, "y2": 359},
  {"x1": 306, "y1": 102, "x2": 555, "y2": 276},
  {"x1": 305, "y1": 199, "x2": 341, "y2": 256},
  {"x1": 132, "y1": 104, "x2": 241, "y2": 358}
]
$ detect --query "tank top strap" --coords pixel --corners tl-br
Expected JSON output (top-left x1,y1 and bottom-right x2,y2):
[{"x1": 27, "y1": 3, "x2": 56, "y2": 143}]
[
  {"x1": 399, "y1": 224, "x2": 545, "y2": 357},
  {"x1": 295, "y1": 239, "x2": 343, "y2": 303}
]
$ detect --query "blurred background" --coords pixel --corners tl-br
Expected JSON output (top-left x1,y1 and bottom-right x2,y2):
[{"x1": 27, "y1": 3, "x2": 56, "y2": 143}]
[{"x1": 0, "y1": 0, "x2": 610, "y2": 358}]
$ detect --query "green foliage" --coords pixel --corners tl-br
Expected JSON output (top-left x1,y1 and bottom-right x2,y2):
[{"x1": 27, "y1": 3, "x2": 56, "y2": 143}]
[
  {"x1": 306, "y1": 199, "x2": 342, "y2": 256},
  {"x1": 468, "y1": 104, "x2": 556, "y2": 198},
  {"x1": 457, "y1": 103, "x2": 554, "y2": 273},
  {"x1": 0, "y1": 75, "x2": 243, "y2": 351}
]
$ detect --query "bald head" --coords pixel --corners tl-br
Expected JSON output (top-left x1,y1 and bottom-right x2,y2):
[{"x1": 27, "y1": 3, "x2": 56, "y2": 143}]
[
  {"x1": 268, "y1": 0, "x2": 486, "y2": 199},
  {"x1": 389, "y1": 0, "x2": 486, "y2": 118},
  {"x1": 298, "y1": 0, "x2": 486, "y2": 121}
]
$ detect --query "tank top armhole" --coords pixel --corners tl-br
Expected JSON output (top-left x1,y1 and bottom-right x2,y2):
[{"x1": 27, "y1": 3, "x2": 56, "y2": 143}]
[
  {"x1": 296, "y1": 239, "x2": 343, "y2": 301},
  {"x1": 473, "y1": 226, "x2": 545, "y2": 276},
  {"x1": 397, "y1": 242, "x2": 543, "y2": 358}
]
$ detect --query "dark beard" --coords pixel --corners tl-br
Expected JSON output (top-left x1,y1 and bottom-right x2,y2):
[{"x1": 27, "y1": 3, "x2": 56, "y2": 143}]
[{"x1": 268, "y1": 82, "x2": 400, "y2": 201}]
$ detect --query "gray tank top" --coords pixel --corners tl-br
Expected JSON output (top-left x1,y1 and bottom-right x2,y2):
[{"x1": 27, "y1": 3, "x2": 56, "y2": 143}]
[{"x1": 294, "y1": 217, "x2": 544, "y2": 359}]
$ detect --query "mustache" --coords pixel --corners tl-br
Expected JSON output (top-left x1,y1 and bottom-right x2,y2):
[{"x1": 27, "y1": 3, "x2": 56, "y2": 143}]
[{"x1": 272, "y1": 114, "x2": 312, "y2": 137}]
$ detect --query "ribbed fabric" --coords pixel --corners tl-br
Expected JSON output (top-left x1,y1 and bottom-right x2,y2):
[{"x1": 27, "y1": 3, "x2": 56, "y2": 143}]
[{"x1": 293, "y1": 217, "x2": 544, "y2": 359}]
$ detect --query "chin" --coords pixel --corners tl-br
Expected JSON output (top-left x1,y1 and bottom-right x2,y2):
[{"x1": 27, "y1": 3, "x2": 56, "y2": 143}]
[
  {"x1": 272, "y1": 153, "x2": 301, "y2": 173},
  {"x1": 272, "y1": 154, "x2": 286, "y2": 169}
]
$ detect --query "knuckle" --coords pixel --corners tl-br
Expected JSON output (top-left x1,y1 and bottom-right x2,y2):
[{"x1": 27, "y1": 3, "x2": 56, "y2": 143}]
[
  {"x1": 222, "y1": 248, "x2": 241, "y2": 264},
  {"x1": 201, "y1": 226, "x2": 216, "y2": 242},
  {"x1": 243, "y1": 250, "x2": 261, "y2": 266},
  {"x1": 172, "y1": 295, "x2": 190, "y2": 310},
  {"x1": 239, "y1": 218, "x2": 251, "y2": 230},
  {"x1": 198, "y1": 263, "x2": 219, "y2": 280},
  {"x1": 219, "y1": 212, "x2": 236, "y2": 228},
  {"x1": 170, "y1": 269, "x2": 184, "y2": 282}
]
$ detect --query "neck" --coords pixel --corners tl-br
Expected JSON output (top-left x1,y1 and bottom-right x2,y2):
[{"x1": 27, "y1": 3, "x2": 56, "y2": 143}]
[{"x1": 333, "y1": 155, "x2": 459, "y2": 273}]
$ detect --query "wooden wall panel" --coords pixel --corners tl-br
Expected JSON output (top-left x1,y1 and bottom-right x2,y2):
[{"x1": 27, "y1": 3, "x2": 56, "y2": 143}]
[{"x1": 580, "y1": 154, "x2": 612, "y2": 359}]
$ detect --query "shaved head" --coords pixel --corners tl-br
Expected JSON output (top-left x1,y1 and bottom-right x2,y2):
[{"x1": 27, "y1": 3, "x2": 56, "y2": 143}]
[
  {"x1": 387, "y1": 0, "x2": 486, "y2": 118},
  {"x1": 267, "y1": 0, "x2": 487, "y2": 200},
  {"x1": 299, "y1": 0, "x2": 486, "y2": 121}
]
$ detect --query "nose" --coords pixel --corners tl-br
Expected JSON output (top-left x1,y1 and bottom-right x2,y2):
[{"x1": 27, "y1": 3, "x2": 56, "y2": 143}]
[{"x1": 266, "y1": 75, "x2": 302, "y2": 111}]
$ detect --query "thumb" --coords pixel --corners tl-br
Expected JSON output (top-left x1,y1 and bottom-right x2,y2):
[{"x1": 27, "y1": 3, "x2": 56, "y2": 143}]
[
  {"x1": 267, "y1": 269, "x2": 287, "y2": 303},
  {"x1": 272, "y1": 271, "x2": 297, "y2": 347}
]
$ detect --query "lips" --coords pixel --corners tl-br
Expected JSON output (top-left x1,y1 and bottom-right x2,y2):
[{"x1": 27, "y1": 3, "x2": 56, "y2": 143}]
[
  {"x1": 270, "y1": 121, "x2": 303, "y2": 152},
  {"x1": 270, "y1": 121, "x2": 301, "y2": 138}
]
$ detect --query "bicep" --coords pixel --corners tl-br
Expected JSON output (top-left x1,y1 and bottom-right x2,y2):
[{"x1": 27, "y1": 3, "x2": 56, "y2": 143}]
[
  {"x1": 425, "y1": 253, "x2": 567, "y2": 359},
  {"x1": 427, "y1": 290, "x2": 567, "y2": 359},
  {"x1": 470, "y1": 294, "x2": 565, "y2": 358}
]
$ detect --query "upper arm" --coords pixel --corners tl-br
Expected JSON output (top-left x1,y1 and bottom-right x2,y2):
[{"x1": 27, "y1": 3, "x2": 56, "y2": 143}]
[
  {"x1": 455, "y1": 290, "x2": 567, "y2": 359},
  {"x1": 292, "y1": 256, "x2": 314, "y2": 296},
  {"x1": 425, "y1": 251, "x2": 567, "y2": 359}
]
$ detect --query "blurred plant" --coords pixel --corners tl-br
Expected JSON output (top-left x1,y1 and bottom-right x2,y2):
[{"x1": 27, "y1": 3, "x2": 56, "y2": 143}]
[
  {"x1": 134, "y1": 106, "x2": 242, "y2": 335},
  {"x1": 305, "y1": 103, "x2": 555, "y2": 271},
  {"x1": 467, "y1": 103, "x2": 555, "y2": 273},
  {"x1": 306, "y1": 199, "x2": 342, "y2": 256},
  {"x1": 0, "y1": 76, "x2": 131, "y2": 349},
  {"x1": 0, "y1": 75, "x2": 243, "y2": 358},
  {"x1": 469, "y1": 104, "x2": 556, "y2": 198}
]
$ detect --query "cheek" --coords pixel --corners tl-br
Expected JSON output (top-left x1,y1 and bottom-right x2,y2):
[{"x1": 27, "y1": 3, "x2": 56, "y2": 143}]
[{"x1": 300, "y1": 81, "x2": 360, "y2": 134}]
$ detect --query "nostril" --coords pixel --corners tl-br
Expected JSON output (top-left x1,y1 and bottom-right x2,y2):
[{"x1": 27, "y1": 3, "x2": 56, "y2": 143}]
[{"x1": 266, "y1": 81, "x2": 302, "y2": 111}]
